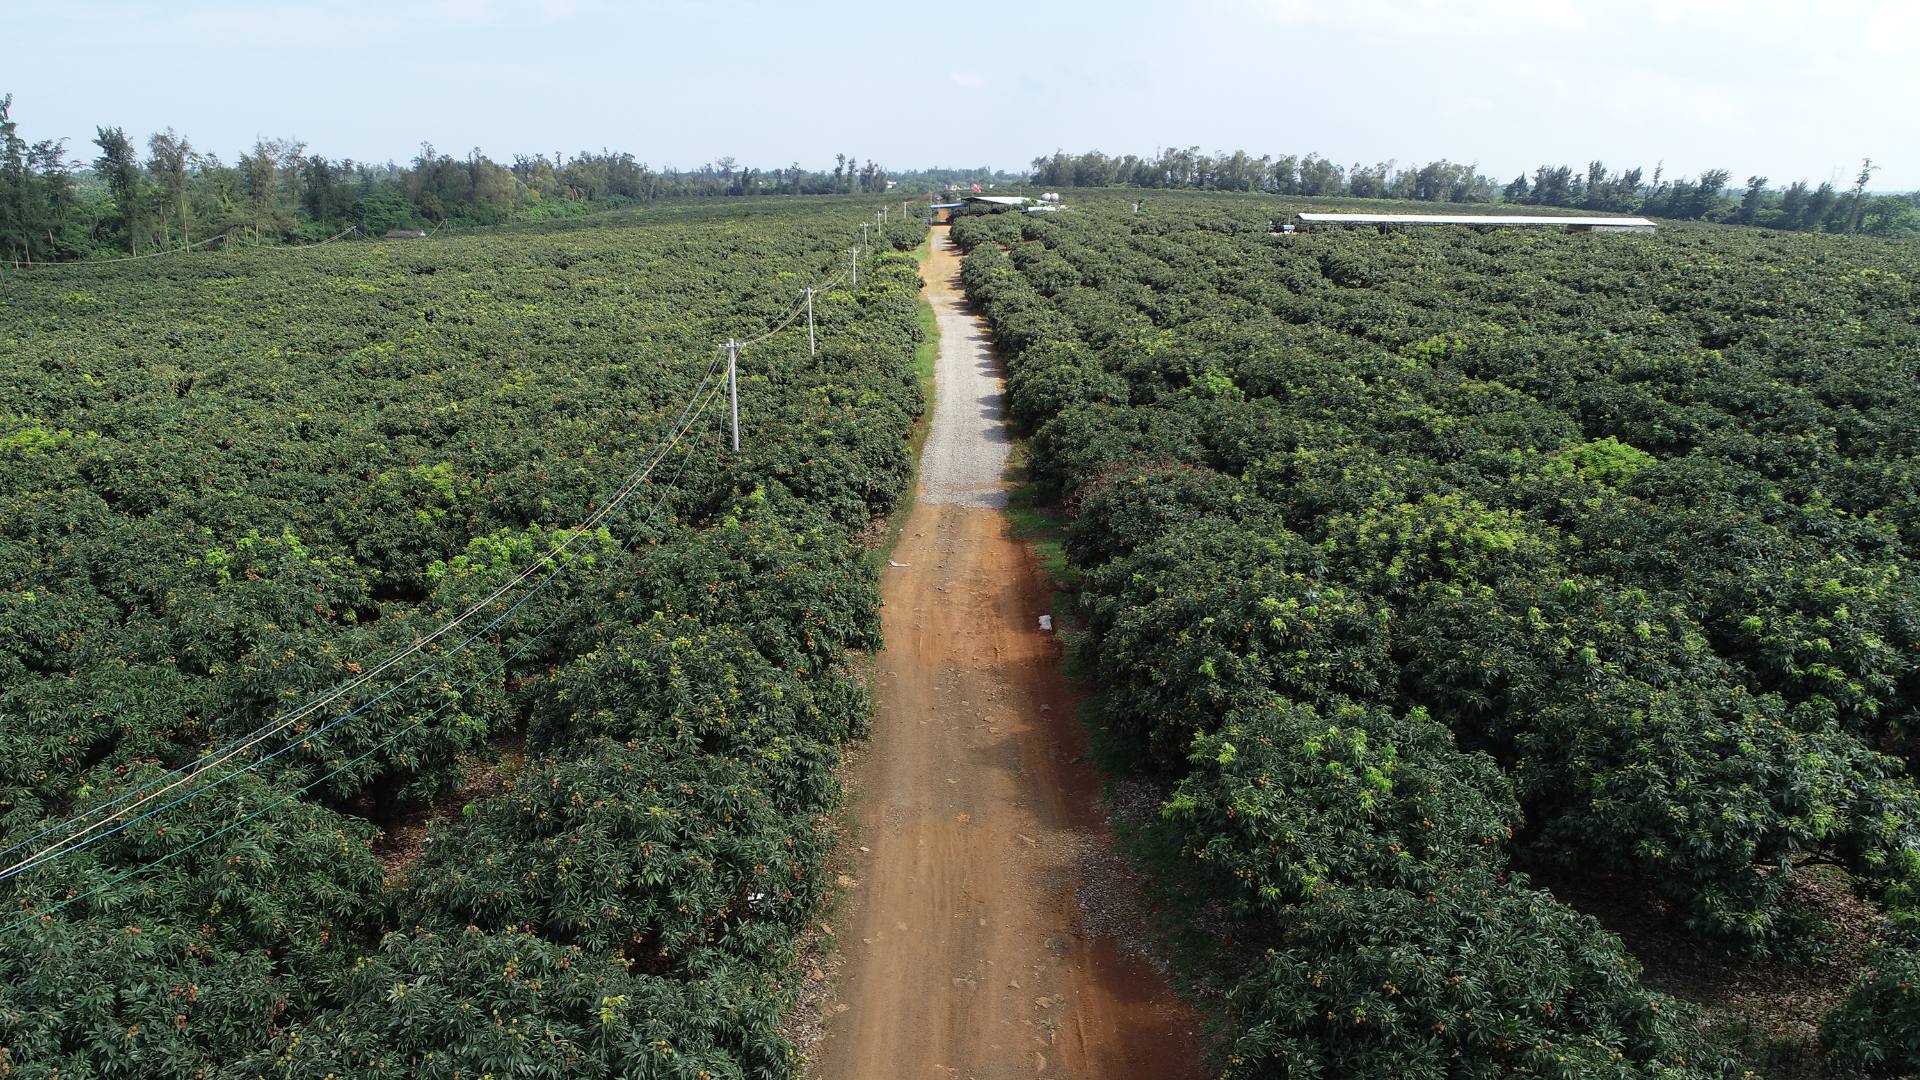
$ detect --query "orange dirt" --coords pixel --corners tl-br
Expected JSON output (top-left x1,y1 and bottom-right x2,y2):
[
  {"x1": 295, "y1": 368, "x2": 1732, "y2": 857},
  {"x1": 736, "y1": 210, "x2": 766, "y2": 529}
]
[{"x1": 811, "y1": 230, "x2": 1203, "y2": 1080}]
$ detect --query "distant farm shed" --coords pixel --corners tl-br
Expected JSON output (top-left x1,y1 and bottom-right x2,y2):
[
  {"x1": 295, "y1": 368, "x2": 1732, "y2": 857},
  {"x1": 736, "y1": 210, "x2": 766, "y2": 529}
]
[
  {"x1": 383, "y1": 229, "x2": 429, "y2": 239},
  {"x1": 928, "y1": 194, "x2": 1068, "y2": 223},
  {"x1": 1298, "y1": 212, "x2": 1655, "y2": 233}
]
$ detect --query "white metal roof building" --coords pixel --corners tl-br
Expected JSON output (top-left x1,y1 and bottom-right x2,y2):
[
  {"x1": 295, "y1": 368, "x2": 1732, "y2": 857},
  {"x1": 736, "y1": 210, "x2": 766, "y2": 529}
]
[
  {"x1": 1298, "y1": 212, "x2": 1656, "y2": 232},
  {"x1": 928, "y1": 194, "x2": 1070, "y2": 222}
]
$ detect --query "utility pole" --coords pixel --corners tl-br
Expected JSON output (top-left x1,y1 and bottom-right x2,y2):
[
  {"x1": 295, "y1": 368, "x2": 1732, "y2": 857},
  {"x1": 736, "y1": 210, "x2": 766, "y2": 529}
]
[
  {"x1": 805, "y1": 288, "x2": 816, "y2": 356},
  {"x1": 850, "y1": 247, "x2": 857, "y2": 288},
  {"x1": 725, "y1": 339, "x2": 741, "y2": 452},
  {"x1": 861, "y1": 222, "x2": 869, "y2": 247}
]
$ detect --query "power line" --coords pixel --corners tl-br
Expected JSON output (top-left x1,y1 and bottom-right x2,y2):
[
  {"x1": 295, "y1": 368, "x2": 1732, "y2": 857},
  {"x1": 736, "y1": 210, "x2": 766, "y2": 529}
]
[
  {"x1": 0, "y1": 358, "x2": 722, "y2": 884},
  {"x1": 304, "y1": 224, "x2": 359, "y2": 247},
  {"x1": 725, "y1": 257, "x2": 852, "y2": 350},
  {"x1": 11, "y1": 226, "x2": 863, "y2": 861},
  {"x1": 0, "y1": 336, "x2": 729, "y2": 872},
  {"x1": 710, "y1": 233, "x2": 872, "y2": 453},
  {"x1": 0, "y1": 219, "x2": 878, "y2": 880},
  {"x1": 0, "y1": 355, "x2": 723, "y2": 884},
  {"x1": 5, "y1": 225, "x2": 358, "y2": 271},
  {"x1": 7, "y1": 231, "x2": 227, "y2": 269},
  {"x1": 0, "y1": 374, "x2": 732, "y2": 937}
]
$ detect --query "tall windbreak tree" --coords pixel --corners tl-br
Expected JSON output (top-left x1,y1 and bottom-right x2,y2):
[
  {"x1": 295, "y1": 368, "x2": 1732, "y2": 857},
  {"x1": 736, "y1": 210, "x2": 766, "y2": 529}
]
[
  {"x1": 92, "y1": 124, "x2": 144, "y2": 255},
  {"x1": 145, "y1": 128, "x2": 195, "y2": 250},
  {"x1": 1028, "y1": 147, "x2": 1916, "y2": 236},
  {"x1": 1847, "y1": 157, "x2": 1878, "y2": 233},
  {"x1": 239, "y1": 136, "x2": 303, "y2": 240},
  {"x1": 0, "y1": 94, "x2": 28, "y2": 263},
  {"x1": 1739, "y1": 174, "x2": 1768, "y2": 224}
]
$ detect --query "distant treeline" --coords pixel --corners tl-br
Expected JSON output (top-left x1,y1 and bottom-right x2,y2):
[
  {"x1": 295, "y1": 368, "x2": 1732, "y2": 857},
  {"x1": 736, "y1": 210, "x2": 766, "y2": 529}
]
[
  {"x1": 1029, "y1": 147, "x2": 1920, "y2": 237},
  {"x1": 0, "y1": 94, "x2": 919, "y2": 265},
  {"x1": 10, "y1": 88, "x2": 1915, "y2": 266}
]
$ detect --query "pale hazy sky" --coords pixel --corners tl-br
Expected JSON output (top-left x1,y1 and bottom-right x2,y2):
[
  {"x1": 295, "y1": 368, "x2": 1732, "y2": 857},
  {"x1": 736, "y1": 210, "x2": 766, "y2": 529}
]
[{"x1": 9, "y1": 0, "x2": 1917, "y2": 188}]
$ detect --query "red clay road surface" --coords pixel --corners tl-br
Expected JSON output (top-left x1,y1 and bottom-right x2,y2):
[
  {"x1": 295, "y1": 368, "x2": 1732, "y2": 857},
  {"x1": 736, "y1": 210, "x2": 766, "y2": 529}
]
[{"x1": 811, "y1": 228, "x2": 1203, "y2": 1080}]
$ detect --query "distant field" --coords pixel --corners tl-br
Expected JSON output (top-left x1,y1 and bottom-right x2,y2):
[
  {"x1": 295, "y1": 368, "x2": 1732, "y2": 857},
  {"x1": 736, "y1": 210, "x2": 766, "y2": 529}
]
[
  {"x1": 0, "y1": 199, "x2": 928, "y2": 1074},
  {"x1": 953, "y1": 190, "x2": 1920, "y2": 1077}
]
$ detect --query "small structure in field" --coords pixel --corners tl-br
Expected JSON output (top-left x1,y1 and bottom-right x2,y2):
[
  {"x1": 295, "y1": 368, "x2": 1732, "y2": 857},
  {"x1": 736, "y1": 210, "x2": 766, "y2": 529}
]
[
  {"x1": 1297, "y1": 212, "x2": 1655, "y2": 233},
  {"x1": 968, "y1": 195, "x2": 1037, "y2": 210},
  {"x1": 928, "y1": 194, "x2": 1067, "y2": 223}
]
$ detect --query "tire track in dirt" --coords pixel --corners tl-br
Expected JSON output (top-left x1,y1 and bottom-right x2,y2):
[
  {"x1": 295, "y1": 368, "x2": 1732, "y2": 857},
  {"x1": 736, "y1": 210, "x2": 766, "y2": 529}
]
[{"x1": 811, "y1": 228, "x2": 1202, "y2": 1080}]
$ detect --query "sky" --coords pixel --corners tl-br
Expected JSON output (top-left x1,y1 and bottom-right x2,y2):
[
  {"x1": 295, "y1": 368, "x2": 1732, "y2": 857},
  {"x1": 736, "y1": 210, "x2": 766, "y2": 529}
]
[{"x1": 7, "y1": 0, "x2": 1916, "y2": 189}]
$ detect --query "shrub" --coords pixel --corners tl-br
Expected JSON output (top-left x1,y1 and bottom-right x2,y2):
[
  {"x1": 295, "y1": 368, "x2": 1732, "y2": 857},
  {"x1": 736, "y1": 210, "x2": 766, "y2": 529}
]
[
  {"x1": 1161, "y1": 698, "x2": 1515, "y2": 914},
  {"x1": 1823, "y1": 946, "x2": 1920, "y2": 1078},
  {"x1": 1223, "y1": 879, "x2": 1732, "y2": 1080}
]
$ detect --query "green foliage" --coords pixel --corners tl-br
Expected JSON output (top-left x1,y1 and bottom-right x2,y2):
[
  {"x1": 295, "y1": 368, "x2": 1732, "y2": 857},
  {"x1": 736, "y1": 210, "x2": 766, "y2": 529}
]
[
  {"x1": 1067, "y1": 463, "x2": 1277, "y2": 567},
  {"x1": 959, "y1": 190, "x2": 1920, "y2": 1074},
  {"x1": 1083, "y1": 518, "x2": 1390, "y2": 763},
  {"x1": 1027, "y1": 148, "x2": 1915, "y2": 236},
  {"x1": 405, "y1": 739, "x2": 827, "y2": 966},
  {"x1": 1543, "y1": 436, "x2": 1656, "y2": 487},
  {"x1": 1222, "y1": 879, "x2": 1732, "y2": 1079},
  {"x1": 1823, "y1": 946, "x2": 1920, "y2": 1077},
  {"x1": 0, "y1": 202, "x2": 929, "y2": 1072},
  {"x1": 0, "y1": 416, "x2": 78, "y2": 455},
  {"x1": 1162, "y1": 699, "x2": 1515, "y2": 912},
  {"x1": 254, "y1": 928, "x2": 791, "y2": 1078},
  {"x1": 2, "y1": 94, "x2": 918, "y2": 261}
]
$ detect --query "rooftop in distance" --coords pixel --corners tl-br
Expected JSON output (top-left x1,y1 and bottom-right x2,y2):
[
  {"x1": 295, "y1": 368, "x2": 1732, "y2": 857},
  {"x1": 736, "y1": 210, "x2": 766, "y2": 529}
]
[
  {"x1": 927, "y1": 194, "x2": 1067, "y2": 221},
  {"x1": 1298, "y1": 212, "x2": 1656, "y2": 231}
]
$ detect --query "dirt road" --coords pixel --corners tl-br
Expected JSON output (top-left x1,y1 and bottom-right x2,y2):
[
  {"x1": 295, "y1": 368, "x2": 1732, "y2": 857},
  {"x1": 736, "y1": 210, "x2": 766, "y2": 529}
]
[{"x1": 811, "y1": 229, "x2": 1202, "y2": 1080}]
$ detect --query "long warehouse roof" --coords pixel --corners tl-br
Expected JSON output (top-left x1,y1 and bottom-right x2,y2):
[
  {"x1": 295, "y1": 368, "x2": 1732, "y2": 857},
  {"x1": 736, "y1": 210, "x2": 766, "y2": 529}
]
[{"x1": 1298, "y1": 212, "x2": 1657, "y2": 227}]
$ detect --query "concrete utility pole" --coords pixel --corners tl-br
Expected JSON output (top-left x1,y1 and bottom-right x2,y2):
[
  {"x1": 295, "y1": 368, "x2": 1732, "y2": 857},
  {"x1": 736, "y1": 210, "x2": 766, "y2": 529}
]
[
  {"x1": 725, "y1": 339, "x2": 741, "y2": 452},
  {"x1": 805, "y1": 288, "x2": 816, "y2": 356},
  {"x1": 861, "y1": 222, "x2": 870, "y2": 247},
  {"x1": 850, "y1": 247, "x2": 858, "y2": 287}
]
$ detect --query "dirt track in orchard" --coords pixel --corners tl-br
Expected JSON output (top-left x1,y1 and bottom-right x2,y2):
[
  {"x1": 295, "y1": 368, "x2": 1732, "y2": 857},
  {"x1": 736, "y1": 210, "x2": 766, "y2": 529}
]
[{"x1": 809, "y1": 229, "x2": 1202, "y2": 1080}]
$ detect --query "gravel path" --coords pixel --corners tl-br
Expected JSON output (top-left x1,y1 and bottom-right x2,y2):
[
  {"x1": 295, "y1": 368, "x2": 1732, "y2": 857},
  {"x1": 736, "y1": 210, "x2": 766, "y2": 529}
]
[{"x1": 918, "y1": 230, "x2": 1011, "y2": 507}]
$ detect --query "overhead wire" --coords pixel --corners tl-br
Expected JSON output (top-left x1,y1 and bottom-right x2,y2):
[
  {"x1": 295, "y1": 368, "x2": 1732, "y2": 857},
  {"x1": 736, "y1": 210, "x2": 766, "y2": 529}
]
[
  {"x1": 0, "y1": 353, "x2": 725, "y2": 883},
  {"x1": 10, "y1": 231, "x2": 228, "y2": 269},
  {"x1": 0, "y1": 219, "x2": 875, "y2": 882},
  {"x1": 0, "y1": 340, "x2": 728, "y2": 874},
  {"x1": 302, "y1": 224, "x2": 359, "y2": 247},
  {"x1": 726, "y1": 259, "x2": 856, "y2": 350},
  {"x1": 0, "y1": 372, "x2": 732, "y2": 937},
  {"x1": 6, "y1": 227, "x2": 869, "y2": 871},
  {"x1": 0, "y1": 416, "x2": 688, "y2": 878},
  {"x1": 728, "y1": 291, "x2": 813, "y2": 350},
  {"x1": 6, "y1": 225, "x2": 358, "y2": 272}
]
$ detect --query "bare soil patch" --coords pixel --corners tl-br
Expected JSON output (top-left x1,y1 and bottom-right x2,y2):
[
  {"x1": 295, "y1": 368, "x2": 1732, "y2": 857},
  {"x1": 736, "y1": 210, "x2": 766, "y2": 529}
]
[{"x1": 809, "y1": 229, "x2": 1201, "y2": 1080}]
